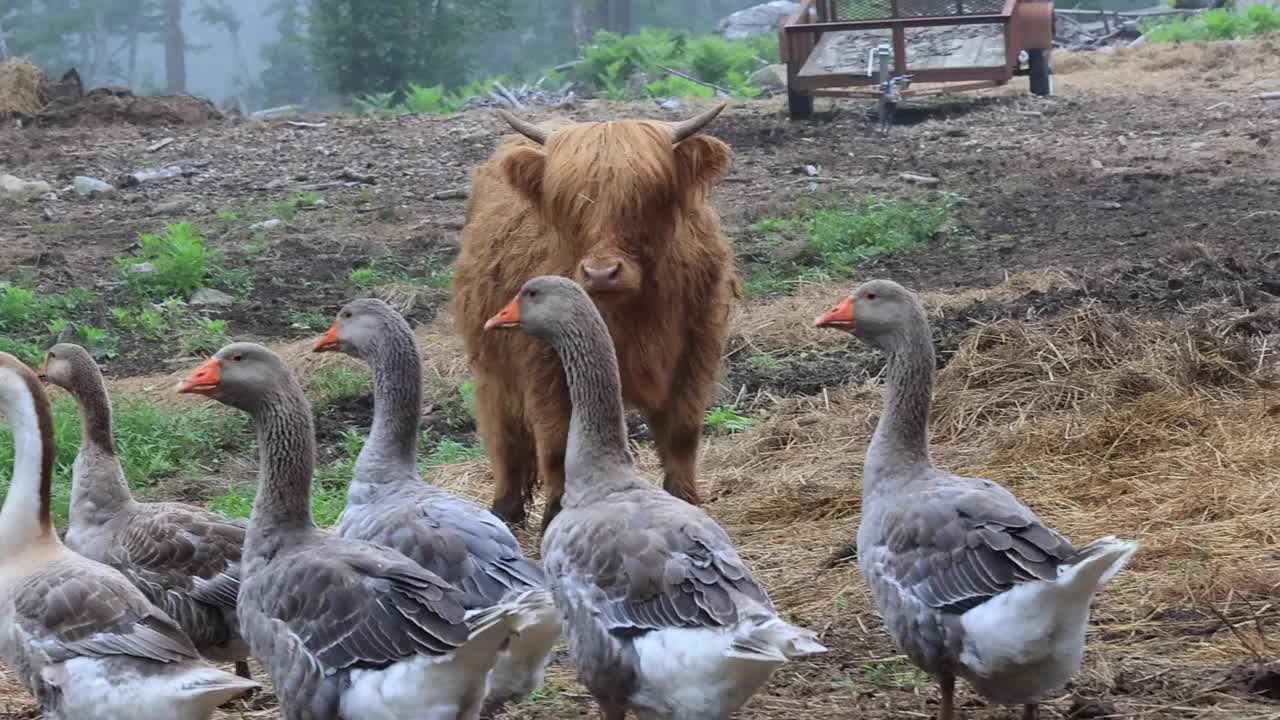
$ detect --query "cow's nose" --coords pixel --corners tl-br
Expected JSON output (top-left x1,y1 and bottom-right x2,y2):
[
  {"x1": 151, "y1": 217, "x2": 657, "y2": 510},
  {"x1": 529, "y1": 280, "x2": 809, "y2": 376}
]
[{"x1": 579, "y1": 261, "x2": 622, "y2": 290}]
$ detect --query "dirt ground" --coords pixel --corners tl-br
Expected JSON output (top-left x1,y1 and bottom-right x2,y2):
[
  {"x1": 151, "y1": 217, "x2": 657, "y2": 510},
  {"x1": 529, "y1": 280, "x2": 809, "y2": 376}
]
[{"x1": 3, "y1": 36, "x2": 1280, "y2": 719}]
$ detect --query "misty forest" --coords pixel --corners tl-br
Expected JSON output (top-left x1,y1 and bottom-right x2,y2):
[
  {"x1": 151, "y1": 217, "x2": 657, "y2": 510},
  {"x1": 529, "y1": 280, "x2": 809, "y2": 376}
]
[{"x1": 0, "y1": 1, "x2": 781, "y2": 113}]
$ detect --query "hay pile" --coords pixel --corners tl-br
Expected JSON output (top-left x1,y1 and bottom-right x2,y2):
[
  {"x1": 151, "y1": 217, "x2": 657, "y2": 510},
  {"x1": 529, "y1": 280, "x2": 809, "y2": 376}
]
[{"x1": 0, "y1": 57, "x2": 43, "y2": 115}]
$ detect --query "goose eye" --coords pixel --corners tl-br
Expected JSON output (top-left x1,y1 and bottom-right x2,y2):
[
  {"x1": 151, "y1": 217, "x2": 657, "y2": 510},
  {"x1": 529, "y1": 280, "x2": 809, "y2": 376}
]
[
  {"x1": 231, "y1": 354, "x2": 242, "y2": 362},
  {"x1": 343, "y1": 311, "x2": 352, "y2": 319},
  {"x1": 527, "y1": 290, "x2": 538, "y2": 299},
  {"x1": 48, "y1": 352, "x2": 56, "y2": 358},
  {"x1": 866, "y1": 292, "x2": 877, "y2": 301}
]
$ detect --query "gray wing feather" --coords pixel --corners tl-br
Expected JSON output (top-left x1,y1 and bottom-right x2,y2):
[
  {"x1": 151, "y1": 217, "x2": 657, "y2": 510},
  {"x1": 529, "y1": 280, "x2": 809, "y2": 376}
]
[
  {"x1": 255, "y1": 541, "x2": 472, "y2": 673},
  {"x1": 339, "y1": 487, "x2": 545, "y2": 610},
  {"x1": 16, "y1": 559, "x2": 201, "y2": 665},
  {"x1": 550, "y1": 489, "x2": 772, "y2": 637},
  {"x1": 885, "y1": 478, "x2": 1077, "y2": 615}
]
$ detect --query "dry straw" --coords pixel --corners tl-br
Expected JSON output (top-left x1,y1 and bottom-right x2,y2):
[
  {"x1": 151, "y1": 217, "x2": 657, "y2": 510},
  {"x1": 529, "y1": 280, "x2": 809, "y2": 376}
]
[{"x1": 0, "y1": 57, "x2": 44, "y2": 115}]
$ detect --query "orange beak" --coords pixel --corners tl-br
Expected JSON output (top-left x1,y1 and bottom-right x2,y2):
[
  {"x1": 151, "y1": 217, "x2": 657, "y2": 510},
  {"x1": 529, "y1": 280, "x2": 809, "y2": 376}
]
[
  {"x1": 176, "y1": 357, "x2": 222, "y2": 396},
  {"x1": 483, "y1": 296, "x2": 521, "y2": 331},
  {"x1": 313, "y1": 321, "x2": 341, "y2": 353},
  {"x1": 34, "y1": 354, "x2": 49, "y2": 380},
  {"x1": 814, "y1": 296, "x2": 855, "y2": 329}
]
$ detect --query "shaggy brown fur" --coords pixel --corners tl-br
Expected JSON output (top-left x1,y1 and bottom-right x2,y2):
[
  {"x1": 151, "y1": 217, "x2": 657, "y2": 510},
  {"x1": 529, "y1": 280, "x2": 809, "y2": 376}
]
[{"x1": 452, "y1": 110, "x2": 740, "y2": 532}]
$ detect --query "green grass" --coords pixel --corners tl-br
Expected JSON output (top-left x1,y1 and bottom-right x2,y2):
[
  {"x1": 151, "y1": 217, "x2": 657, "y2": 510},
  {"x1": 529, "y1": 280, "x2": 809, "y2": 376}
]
[
  {"x1": 704, "y1": 406, "x2": 755, "y2": 435},
  {"x1": 423, "y1": 438, "x2": 485, "y2": 467},
  {"x1": 0, "y1": 393, "x2": 250, "y2": 526},
  {"x1": 0, "y1": 281, "x2": 99, "y2": 365},
  {"x1": 306, "y1": 364, "x2": 372, "y2": 409},
  {"x1": 349, "y1": 266, "x2": 387, "y2": 290},
  {"x1": 289, "y1": 310, "x2": 333, "y2": 331},
  {"x1": 1142, "y1": 4, "x2": 1279, "y2": 42},
  {"x1": 736, "y1": 194, "x2": 955, "y2": 298},
  {"x1": 271, "y1": 191, "x2": 324, "y2": 221},
  {"x1": 117, "y1": 221, "x2": 220, "y2": 300}
]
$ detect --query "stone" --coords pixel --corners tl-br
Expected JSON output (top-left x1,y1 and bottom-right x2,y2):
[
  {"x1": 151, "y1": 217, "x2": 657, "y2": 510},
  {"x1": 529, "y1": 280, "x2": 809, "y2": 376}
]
[
  {"x1": 747, "y1": 64, "x2": 788, "y2": 92},
  {"x1": 73, "y1": 176, "x2": 115, "y2": 196},
  {"x1": 1, "y1": 174, "x2": 52, "y2": 199},
  {"x1": 899, "y1": 172, "x2": 940, "y2": 186},
  {"x1": 122, "y1": 262, "x2": 156, "y2": 275},
  {"x1": 189, "y1": 288, "x2": 236, "y2": 307},
  {"x1": 152, "y1": 195, "x2": 194, "y2": 215},
  {"x1": 717, "y1": 1, "x2": 800, "y2": 40},
  {"x1": 250, "y1": 218, "x2": 283, "y2": 232}
]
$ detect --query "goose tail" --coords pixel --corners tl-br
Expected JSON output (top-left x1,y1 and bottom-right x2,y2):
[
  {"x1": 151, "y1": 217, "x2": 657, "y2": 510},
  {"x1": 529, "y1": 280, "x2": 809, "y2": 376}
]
[
  {"x1": 728, "y1": 616, "x2": 828, "y2": 663},
  {"x1": 1061, "y1": 535, "x2": 1138, "y2": 592}
]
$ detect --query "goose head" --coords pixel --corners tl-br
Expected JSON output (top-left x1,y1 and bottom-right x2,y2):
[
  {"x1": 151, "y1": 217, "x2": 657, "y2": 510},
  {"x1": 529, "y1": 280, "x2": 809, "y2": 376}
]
[
  {"x1": 483, "y1": 275, "x2": 592, "y2": 341},
  {"x1": 176, "y1": 342, "x2": 293, "y2": 413},
  {"x1": 311, "y1": 297, "x2": 405, "y2": 358},
  {"x1": 814, "y1": 279, "x2": 926, "y2": 350}
]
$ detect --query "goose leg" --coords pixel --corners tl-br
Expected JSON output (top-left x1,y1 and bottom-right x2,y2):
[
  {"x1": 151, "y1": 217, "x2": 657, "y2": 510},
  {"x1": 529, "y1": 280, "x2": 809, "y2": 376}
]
[
  {"x1": 601, "y1": 703, "x2": 627, "y2": 720},
  {"x1": 938, "y1": 673, "x2": 955, "y2": 720},
  {"x1": 1022, "y1": 703, "x2": 1039, "y2": 720}
]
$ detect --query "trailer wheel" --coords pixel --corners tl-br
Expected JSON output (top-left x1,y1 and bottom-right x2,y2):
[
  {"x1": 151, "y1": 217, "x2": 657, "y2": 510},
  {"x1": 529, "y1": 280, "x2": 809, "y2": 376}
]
[
  {"x1": 1028, "y1": 48, "x2": 1052, "y2": 96},
  {"x1": 788, "y1": 90, "x2": 813, "y2": 119}
]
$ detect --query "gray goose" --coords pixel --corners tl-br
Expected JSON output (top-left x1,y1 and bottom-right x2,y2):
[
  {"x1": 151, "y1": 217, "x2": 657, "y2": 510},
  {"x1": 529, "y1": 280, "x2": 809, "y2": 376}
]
[
  {"x1": 36, "y1": 343, "x2": 251, "y2": 678},
  {"x1": 312, "y1": 298, "x2": 561, "y2": 712},
  {"x1": 484, "y1": 275, "x2": 827, "y2": 720},
  {"x1": 176, "y1": 342, "x2": 518, "y2": 719},
  {"x1": 0, "y1": 351, "x2": 258, "y2": 719},
  {"x1": 814, "y1": 279, "x2": 1137, "y2": 720}
]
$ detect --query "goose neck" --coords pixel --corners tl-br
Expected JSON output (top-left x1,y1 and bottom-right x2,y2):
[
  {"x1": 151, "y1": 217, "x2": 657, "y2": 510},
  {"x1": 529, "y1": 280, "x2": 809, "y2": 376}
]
[
  {"x1": 357, "y1": 333, "x2": 422, "y2": 479},
  {"x1": 864, "y1": 322, "x2": 935, "y2": 493},
  {"x1": 68, "y1": 373, "x2": 135, "y2": 511},
  {"x1": 248, "y1": 387, "x2": 316, "y2": 539},
  {"x1": 0, "y1": 370, "x2": 56, "y2": 552},
  {"x1": 544, "y1": 309, "x2": 632, "y2": 504}
]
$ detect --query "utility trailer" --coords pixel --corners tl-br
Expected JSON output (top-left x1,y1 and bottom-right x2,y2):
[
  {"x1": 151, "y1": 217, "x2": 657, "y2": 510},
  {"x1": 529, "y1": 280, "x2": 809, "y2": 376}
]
[{"x1": 779, "y1": 0, "x2": 1055, "y2": 124}]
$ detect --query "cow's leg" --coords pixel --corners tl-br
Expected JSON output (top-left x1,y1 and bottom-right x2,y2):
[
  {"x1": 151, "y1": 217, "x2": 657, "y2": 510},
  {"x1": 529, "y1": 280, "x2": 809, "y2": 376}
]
[
  {"x1": 475, "y1": 375, "x2": 536, "y2": 528},
  {"x1": 647, "y1": 397, "x2": 705, "y2": 506},
  {"x1": 528, "y1": 389, "x2": 571, "y2": 535}
]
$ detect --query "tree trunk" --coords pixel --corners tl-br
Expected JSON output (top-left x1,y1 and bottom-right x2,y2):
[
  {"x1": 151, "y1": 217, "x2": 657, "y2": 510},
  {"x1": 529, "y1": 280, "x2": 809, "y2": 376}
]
[
  {"x1": 606, "y1": 0, "x2": 631, "y2": 34},
  {"x1": 164, "y1": 0, "x2": 186, "y2": 93},
  {"x1": 90, "y1": 8, "x2": 110, "y2": 86}
]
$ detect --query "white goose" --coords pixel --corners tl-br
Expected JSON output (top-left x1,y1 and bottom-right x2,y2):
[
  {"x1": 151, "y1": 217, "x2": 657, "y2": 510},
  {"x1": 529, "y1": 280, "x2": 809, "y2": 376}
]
[
  {"x1": 815, "y1": 279, "x2": 1137, "y2": 720},
  {"x1": 0, "y1": 351, "x2": 258, "y2": 720}
]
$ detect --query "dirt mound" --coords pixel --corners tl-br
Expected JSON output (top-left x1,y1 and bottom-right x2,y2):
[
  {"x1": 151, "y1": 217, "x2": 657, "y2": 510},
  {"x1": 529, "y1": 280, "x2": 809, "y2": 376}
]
[
  {"x1": 0, "y1": 57, "x2": 44, "y2": 114},
  {"x1": 31, "y1": 85, "x2": 224, "y2": 127}
]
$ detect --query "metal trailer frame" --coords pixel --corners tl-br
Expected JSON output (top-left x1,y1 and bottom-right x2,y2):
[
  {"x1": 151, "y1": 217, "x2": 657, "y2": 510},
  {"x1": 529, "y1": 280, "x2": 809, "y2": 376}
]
[{"x1": 779, "y1": 0, "x2": 1056, "y2": 118}]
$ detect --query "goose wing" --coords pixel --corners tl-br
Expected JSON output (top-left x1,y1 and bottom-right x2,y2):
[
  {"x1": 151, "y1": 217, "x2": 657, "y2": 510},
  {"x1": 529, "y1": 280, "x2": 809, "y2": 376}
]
[
  {"x1": 546, "y1": 488, "x2": 772, "y2": 635},
  {"x1": 341, "y1": 488, "x2": 545, "y2": 608},
  {"x1": 15, "y1": 557, "x2": 200, "y2": 664},
  {"x1": 879, "y1": 475, "x2": 1076, "y2": 614},
  {"x1": 110, "y1": 504, "x2": 246, "y2": 613},
  {"x1": 247, "y1": 540, "x2": 472, "y2": 672}
]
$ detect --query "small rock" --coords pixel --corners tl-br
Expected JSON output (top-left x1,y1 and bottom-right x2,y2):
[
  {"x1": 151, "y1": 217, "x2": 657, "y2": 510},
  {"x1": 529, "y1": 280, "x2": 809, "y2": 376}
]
[
  {"x1": 716, "y1": 1, "x2": 801, "y2": 39},
  {"x1": 123, "y1": 262, "x2": 157, "y2": 275},
  {"x1": 1, "y1": 174, "x2": 52, "y2": 198},
  {"x1": 1100, "y1": 201, "x2": 1123, "y2": 210},
  {"x1": 1189, "y1": 142, "x2": 1207, "y2": 150},
  {"x1": 655, "y1": 97, "x2": 684, "y2": 113},
  {"x1": 899, "y1": 172, "x2": 940, "y2": 186},
  {"x1": 152, "y1": 196, "x2": 193, "y2": 215},
  {"x1": 250, "y1": 218, "x2": 284, "y2": 232},
  {"x1": 73, "y1": 176, "x2": 115, "y2": 196},
  {"x1": 944, "y1": 127, "x2": 969, "y2": 137},
  {"x1": 189, "y1": 288, "x2": 236, "y2": 307},
  {"x1": 1090, "y1": 159, "x2": 1104, "y2": 169},
  {"x1": 803, "y1": 164, "x2": 819, "y2": 177},
  {"x1": 747, "y1": 64, "x2": 788, "y2": 92}
]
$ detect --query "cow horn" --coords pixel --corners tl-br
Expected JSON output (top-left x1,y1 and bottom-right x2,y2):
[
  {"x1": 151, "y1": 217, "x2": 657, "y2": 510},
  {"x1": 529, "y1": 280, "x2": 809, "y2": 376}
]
[
  {"x1": 669, "y1": 102, "x2": 727, "y2": 144},
  {"x1": 496, "y1": 109, "x2": 550, "y2": 145}
]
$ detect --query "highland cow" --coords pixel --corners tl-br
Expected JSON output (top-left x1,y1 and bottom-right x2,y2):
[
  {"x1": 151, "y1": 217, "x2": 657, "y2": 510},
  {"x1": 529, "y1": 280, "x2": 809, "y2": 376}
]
[{"x1": 451, "y1": 102, "x2": 740, "y2": 532}]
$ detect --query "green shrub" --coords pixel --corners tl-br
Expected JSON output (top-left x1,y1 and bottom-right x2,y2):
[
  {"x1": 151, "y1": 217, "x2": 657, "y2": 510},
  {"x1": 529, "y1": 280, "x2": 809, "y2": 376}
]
[{"x1": 118, "y1": 222, "x2": 219, "y2": 299}]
